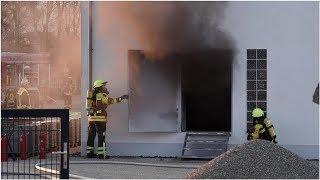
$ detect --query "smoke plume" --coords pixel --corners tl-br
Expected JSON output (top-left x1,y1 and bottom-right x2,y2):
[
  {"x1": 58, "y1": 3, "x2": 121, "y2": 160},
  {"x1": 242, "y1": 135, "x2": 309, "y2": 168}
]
[{"x1": 96, "y1": 1, "x2": 235, "y2": 60}]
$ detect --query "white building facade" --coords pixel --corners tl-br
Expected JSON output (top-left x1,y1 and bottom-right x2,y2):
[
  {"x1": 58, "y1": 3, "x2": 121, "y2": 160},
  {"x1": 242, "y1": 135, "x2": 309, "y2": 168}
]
[{"x1": 81, "y1": 2, "x2": 319, "y2": 159}]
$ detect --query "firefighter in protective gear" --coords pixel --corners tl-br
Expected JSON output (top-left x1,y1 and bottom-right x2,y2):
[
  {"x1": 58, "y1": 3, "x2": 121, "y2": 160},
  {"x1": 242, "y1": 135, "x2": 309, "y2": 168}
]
[
  {"x1": 86, "y1": 80, "x2": 129, "y2": 159},
  {"x1": 247, "y1": 108, "x2": 278, "y2": 144},
  {"x1": 17, "y1": 77, "x2": 31, "y2": 109},
  {"x1": 62, "y1": 76, "x2": 74, "y2": 109},
  {"x1": 5, "y1": 88, "x2": 16, "y2": 108}
]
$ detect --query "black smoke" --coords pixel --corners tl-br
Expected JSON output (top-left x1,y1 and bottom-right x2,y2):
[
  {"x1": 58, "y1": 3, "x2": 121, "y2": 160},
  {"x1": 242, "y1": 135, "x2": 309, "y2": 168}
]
[{"x1": 123, "y1": 1, "x2": 235, "y2": 57}]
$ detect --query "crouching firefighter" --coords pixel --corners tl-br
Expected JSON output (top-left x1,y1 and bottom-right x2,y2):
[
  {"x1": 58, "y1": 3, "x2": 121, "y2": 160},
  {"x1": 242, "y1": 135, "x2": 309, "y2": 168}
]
[
  {"x1": 86, "y1": 80, "x2": 129, "y2": 159},
  {"x1": 247, "y1": 108, "x2": 278, "y2": 144}
]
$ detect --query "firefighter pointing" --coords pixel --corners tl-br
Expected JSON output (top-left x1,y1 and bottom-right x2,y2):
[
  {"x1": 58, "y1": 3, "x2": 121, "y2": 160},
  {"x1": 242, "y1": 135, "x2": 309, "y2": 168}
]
[
  {"x1": 247, "y1": 108, "x2": 278, "y2": 144},
  {"x1": 17, "y1": 77, "x2": 31, "y2": 109},
  {"x1": 86, "y1": 80, "x2": 128, "y2": 159}
]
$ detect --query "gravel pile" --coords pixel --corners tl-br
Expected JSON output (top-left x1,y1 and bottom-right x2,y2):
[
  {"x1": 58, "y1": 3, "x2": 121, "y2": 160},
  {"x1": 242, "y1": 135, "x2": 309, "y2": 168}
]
[{"x1": 185, "y1": 140, "x2": 319, "y2": 179}]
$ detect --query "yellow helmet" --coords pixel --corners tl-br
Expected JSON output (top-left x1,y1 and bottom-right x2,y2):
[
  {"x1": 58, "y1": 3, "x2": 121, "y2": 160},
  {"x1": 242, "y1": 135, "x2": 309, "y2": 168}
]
[
  {"x1": 252, "y1": 108, "x2": 264, "y2": 117},
  {"x1": 93, "y1": 80, "x2": 107, "y2": 89}
]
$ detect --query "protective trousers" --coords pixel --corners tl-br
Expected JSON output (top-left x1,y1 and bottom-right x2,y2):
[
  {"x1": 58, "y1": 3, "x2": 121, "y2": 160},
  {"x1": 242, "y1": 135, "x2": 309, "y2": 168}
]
[{"x1": 86, "y1": 121, "x2": 107, "y2": 158}]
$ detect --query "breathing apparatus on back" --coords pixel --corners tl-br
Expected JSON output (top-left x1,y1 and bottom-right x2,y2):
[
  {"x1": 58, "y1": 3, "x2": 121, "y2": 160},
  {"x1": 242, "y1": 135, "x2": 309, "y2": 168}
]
[
  {"x1": 86, "y1": 90, "x2": 94, "y2": 116},
  {"x1": 86, "y1": 80, "x2": 108, "y2": 116}
]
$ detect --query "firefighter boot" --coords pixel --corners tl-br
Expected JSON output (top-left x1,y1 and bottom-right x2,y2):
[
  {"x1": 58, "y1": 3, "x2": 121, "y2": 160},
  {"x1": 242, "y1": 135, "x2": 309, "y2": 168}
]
[
  {"x1": 98, "y1": 154, "x2": 104, "y2": 159},
  {"x1": 87, "y1": 152, "x2": 97, "y2": 158},
  {"x1": 98, "y1": 154, "x2": 110, "y2": 159}
]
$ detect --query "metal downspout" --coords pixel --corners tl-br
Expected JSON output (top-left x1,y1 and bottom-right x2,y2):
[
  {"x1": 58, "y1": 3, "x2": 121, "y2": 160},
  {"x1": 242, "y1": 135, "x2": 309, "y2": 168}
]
[{"x1": 88, "y1": 1, "x2": 93, "y2": 89}]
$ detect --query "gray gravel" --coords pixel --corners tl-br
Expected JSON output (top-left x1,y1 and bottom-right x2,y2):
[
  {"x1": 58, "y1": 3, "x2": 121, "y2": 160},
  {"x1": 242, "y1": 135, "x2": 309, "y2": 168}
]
[{"x1": 186, "y1": 140, "x2": 319, "y2": 179}]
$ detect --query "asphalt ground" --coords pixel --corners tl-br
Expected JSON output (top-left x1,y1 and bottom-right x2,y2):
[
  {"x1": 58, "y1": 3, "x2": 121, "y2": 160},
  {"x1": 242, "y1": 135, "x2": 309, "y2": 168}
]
[
  {"x1": 1, "y1": 154, "x2": 208, "y2": 179},
  {"x1": 69, "y1": 156, "x2": 207, "y2": 179},
  {"x1": 69, "y1": 156, "x2": 318, "y2": 179},
  {"x1": 2, "y1": 154, "x2": 318, "y2": 179}
]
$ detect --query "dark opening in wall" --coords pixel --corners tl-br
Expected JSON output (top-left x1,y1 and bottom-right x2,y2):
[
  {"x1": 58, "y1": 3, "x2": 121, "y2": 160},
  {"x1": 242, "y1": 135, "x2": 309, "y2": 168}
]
[
  {"x1": 128, "y1": 50, "x2": 232, "y2": 132},
  {"x1": 181, "y1": 50, "x2": 232, "y2": 132}
]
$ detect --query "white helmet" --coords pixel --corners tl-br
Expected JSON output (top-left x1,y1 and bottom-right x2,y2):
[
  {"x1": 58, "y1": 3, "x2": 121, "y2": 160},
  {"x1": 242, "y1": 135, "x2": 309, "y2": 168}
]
[{"x1": 21, "y1": 77, "x2": 29, "y2": 85}]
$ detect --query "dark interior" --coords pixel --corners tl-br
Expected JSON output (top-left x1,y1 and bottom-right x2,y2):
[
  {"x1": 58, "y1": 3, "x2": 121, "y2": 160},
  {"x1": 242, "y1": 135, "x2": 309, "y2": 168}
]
[{"x1": 179, "y1": 50, "x2": 232, "y2": 132}]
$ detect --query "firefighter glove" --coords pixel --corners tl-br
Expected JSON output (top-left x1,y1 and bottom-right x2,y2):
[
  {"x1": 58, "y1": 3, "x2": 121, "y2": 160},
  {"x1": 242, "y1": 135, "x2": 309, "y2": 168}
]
[
  {"x1": 121, "y1": 95, "x2": 129, "y2": 100},
  {"x1": 87, "y1": 109, "x2": 94, "y2": 116},
  {"x1": 272, "y1": 138, "x2": 278, "y2": 144}
]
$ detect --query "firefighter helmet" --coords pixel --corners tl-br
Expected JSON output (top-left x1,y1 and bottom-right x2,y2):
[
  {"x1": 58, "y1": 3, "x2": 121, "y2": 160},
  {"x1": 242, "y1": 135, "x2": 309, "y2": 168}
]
[
  {"x1": 252, "y1": 108, "x2": 264, "y2": 117},
  {"x1": 93, "y1": 80, "x2": 107, "y2": 89},
  {"x1": 21, "y1": 77, "x2": 29, "y2": 85}
]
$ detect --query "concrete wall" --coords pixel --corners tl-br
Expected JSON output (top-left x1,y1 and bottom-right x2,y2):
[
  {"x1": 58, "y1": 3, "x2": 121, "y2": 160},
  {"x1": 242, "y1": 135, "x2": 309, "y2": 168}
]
[{"x1": 81, "y1": 2, "x2": 319, "y2": 159}]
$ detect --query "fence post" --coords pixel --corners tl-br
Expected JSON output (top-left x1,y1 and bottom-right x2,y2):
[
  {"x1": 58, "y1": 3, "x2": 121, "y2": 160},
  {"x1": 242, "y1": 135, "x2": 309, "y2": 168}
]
[{"x1": 59, "y1": 109, "x2": 69, "y2": 179}]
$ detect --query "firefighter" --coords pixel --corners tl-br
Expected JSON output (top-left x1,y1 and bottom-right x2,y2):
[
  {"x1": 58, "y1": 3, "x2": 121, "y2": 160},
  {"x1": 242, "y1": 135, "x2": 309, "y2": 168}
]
[
  {"x1": 247, "y1": 108, "x2": 278, "y2": 144},
  {"x1": 5, "y1": 88, "x2": 16, "y2": 108},
  {"x1": 62, "y1": 76, "x2": 74, "y2": 109},
  {"x1": 17, "y1": 77, "x2": 31, "y2": 109},
  {"x1": 86, "y1": 80, "x2": 128, "y2": 159}
]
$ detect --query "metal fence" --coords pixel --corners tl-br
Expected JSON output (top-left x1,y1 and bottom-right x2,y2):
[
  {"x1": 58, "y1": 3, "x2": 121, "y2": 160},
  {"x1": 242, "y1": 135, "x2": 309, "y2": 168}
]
[{"x1": 1, "y1": 109, "x2": 69, "y2": 179}]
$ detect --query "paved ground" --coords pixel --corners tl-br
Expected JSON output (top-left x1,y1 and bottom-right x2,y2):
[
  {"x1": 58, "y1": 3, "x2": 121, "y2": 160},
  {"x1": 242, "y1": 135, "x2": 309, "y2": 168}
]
[
  {"x1": 69, "y1": 157, "x2": 320, "y2": 179},
  {"x1": 1, "y1": 154, "x2": 208, "y2": 179},
  {"x1": 1, "y1": 154, "x2": 60, "y2": 179},
  {"x1": 69, "y1": 156, "x2": 207, "y2": 179},
  {"x1": 2, "y1": 154, "x2": 318, "y2": 179}
]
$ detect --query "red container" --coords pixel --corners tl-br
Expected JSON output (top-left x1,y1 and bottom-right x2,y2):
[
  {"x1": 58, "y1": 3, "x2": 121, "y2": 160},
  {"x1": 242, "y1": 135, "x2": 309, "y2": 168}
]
[
  {"x1": 1, "y1": 134, "x2": 8, "y2": 161},
  {"x1": 20, "y1": 132, "x2": 27, "y2": 160},
  {"x1": 39, "y1": 132, "x2": 46, "y2": 159}
]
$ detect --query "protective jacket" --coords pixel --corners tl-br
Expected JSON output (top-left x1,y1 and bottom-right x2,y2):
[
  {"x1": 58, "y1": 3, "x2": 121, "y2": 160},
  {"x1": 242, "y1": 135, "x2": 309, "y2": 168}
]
[
  {"x1": 17, "y1": 87, "x2": 31, "y2": 109},
  {"x1": 88, "y1": 92, "x2": 122, "y2": 122},
  {"x1": 251, "y1": 118, "x2": 277, "y2": 143}
]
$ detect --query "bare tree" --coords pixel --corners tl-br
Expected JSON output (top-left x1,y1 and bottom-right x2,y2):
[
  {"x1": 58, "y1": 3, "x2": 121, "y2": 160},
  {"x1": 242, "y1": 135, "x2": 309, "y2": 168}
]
[
  {"x1": 2, "y1": 1, "x2": 82, "y2": 94},
  {"x1": 2, "y1": 1, "x2": 80, "y2": 52},
  {"x1": 71, "y1": 2, "x2": 80, "y2": 37},
  {"x1": 42, "y1": 1, "x2": 56, "y2": 51},
  {"x1": 26, "y1": 1, "x2": 41, "y2": 32},
  {"x1": 56, "y1": 1, "x2": 69, "y2": 39},
  {"x1": 1, "y1": 1, "x2": 30, "y2": 51},
  {"x1": 1, "y1": 2, "x2": 13, "y2": 42}
]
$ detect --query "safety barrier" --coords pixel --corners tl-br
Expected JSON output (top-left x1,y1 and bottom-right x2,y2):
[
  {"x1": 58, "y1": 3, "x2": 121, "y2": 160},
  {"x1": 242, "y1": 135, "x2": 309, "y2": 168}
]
[{"x1": 1, "y1": 109, "x2": 69, "y2": 179}]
